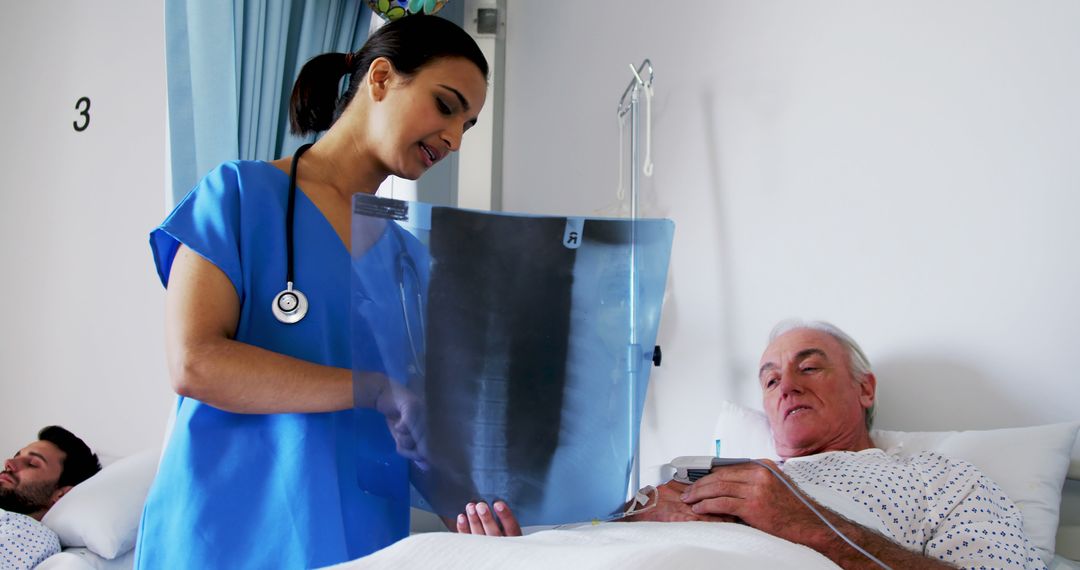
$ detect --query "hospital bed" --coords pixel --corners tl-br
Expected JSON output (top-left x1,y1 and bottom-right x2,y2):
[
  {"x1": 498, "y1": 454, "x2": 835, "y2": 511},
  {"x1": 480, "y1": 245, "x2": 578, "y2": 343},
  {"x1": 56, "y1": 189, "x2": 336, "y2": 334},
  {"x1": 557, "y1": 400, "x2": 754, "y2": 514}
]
[
  {"x1": 32, "y1": 405, "x2": 1079, "y2": 569},
  {"x1": 319, "y1": 406, "x2": 1080, "y2": 569}
]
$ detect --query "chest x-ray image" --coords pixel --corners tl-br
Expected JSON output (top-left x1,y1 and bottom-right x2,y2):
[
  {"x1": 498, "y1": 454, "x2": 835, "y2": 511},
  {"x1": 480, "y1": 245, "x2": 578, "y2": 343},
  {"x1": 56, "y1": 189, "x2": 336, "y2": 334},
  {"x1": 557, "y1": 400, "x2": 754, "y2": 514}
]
[{"x1": 350, "y1": 194, "x2": 674, "y2": 526}]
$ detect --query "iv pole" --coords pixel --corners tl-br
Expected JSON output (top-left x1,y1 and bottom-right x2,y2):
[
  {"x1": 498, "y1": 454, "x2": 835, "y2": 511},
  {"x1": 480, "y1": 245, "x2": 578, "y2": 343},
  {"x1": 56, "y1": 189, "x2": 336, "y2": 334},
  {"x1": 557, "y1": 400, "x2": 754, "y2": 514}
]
[{"x1": 617, "y1": 59, "x2": 653, "y2": 497}]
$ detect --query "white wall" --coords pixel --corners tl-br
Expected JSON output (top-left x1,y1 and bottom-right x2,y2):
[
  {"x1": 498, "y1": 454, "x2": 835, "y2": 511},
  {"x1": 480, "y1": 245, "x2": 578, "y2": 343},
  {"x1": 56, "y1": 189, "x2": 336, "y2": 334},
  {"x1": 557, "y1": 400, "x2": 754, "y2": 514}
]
[
  {"x1": 0, "y1": 2, "x2": 173, "y2": 458},
  {"x1": 457, "y1": 0, "x2": 499, "y2": 210},
  {"x1": 500, "y1": 0, "x2": 1080, "y2": 470},
  {"x1": 2, "y1": 0, "x2": 1077, "y2": 484}
]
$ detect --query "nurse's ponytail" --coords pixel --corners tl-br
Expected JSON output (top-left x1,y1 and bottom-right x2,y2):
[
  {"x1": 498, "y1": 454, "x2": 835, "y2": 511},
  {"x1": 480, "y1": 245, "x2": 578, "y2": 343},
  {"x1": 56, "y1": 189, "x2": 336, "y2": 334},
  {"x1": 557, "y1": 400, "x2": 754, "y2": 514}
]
[
  {"x1": 289, "y1": 52, "x2": 353, "y2": 135},
  {"x1": 289, "y1": 14, "x2": 488, "y2": 136}
]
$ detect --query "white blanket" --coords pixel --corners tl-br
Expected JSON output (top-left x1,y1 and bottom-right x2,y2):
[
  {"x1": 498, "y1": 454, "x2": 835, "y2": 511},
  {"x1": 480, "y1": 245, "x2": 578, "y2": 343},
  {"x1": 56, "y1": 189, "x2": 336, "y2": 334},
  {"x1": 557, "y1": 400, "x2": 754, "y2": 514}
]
[{"x1": 326, "y1": 522, "x2": 840, "y2": 569}]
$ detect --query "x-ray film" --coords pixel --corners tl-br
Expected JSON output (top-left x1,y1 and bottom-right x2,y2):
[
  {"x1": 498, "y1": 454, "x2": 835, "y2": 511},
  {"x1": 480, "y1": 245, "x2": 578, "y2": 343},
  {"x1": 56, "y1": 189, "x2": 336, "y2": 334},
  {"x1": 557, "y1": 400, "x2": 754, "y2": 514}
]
[{"x1": 350, "y1": 195, "x2": 674, "y2": 526}]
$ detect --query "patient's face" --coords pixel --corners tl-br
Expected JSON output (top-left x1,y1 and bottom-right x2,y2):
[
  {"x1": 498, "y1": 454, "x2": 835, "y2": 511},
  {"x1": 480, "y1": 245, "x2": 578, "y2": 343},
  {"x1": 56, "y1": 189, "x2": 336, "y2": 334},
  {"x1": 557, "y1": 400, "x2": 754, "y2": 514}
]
[
  {"x1": 758, "y1": 329, "x2": 875, "y2": 459},
  {"x1": 0, "y1": 440, "x2": 66, "y2": 516}
]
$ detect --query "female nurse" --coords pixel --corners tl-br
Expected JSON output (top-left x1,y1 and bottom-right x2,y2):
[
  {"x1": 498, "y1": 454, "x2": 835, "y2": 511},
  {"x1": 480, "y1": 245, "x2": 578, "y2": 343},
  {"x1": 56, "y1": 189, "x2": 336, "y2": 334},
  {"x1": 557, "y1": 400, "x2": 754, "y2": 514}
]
[{"x1": 136, "y1": 15, "x2": 489, "y2": 569}]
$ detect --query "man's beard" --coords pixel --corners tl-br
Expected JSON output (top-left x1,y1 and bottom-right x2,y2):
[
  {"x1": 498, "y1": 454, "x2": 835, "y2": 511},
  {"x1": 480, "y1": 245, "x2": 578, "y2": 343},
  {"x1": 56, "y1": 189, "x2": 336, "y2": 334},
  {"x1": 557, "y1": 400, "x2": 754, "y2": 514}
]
[{"x1": 0, "y1": 477, "x2": 56, "y2": 515}]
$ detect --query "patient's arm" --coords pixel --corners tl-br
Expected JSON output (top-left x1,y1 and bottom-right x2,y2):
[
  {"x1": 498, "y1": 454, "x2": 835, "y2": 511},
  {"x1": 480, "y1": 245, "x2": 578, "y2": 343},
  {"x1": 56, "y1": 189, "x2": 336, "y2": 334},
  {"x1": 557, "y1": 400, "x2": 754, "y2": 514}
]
[
  {"x1": 682, "y1": 461, "x2": 958, "y2": 570},
  {"x1": 621, "y1": 481, "x2": 736, "y2": 524}
]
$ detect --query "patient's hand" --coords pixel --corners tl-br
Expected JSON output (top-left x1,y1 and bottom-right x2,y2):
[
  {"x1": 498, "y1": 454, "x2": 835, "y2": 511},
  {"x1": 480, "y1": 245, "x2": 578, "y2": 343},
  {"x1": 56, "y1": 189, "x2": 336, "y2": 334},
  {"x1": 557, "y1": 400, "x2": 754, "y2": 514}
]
[
  {"x1": 681, "y1": 459, "x2": 819, "y2": 540},
  {"x1": 621, "y1": 481, "x2": 737, "y2": 523},
  {"x1": 454, "y1": 501, "x2": 522, "y2": 537}
]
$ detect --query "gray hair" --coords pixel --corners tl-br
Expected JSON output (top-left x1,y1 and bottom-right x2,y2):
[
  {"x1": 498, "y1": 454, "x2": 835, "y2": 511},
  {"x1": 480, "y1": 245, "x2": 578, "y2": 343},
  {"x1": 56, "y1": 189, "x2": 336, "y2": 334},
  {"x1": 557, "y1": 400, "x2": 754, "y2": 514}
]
[{"x1": 768, "y1": 319, "x2": 876, "y2": 430}]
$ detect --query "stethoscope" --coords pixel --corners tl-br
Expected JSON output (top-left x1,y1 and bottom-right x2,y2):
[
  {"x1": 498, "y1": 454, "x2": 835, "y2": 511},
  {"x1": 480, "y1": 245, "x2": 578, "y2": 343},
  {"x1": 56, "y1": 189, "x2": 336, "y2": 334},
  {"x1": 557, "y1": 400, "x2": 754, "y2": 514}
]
[
  {"x1": 272, "y1": 143, "x2": 313, "y2": 324},
  {"x1": 396, "y1": 232, "x2": 425, "y2": 376},
  {"x1": 273, "y1": 143, "x2": 426, "y2": 378}
]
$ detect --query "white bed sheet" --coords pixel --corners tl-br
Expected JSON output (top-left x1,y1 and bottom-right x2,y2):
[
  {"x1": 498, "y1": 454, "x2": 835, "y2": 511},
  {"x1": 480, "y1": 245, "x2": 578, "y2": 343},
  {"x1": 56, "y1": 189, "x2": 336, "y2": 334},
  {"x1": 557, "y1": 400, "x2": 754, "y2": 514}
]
[
  {"x1": 322, "y1": 521, "x2": 840, "y2": 570},
  {"x1": 36, "y1": 547, "x2": 134, "y2": 570}
]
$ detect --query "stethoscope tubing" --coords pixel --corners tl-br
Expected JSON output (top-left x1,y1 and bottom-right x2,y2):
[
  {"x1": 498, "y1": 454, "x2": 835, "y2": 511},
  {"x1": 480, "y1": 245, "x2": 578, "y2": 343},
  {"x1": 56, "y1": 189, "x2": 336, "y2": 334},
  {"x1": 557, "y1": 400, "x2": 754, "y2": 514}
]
[
  {"x1": 286, "y1": 143, "x2": 314, "y2": 287},
  {"x1": 272, "y1": 143, "x2": 314, "y2": 325},
  {"x1": 278, "y1": 146, "x2": 424, "y2": 373}
]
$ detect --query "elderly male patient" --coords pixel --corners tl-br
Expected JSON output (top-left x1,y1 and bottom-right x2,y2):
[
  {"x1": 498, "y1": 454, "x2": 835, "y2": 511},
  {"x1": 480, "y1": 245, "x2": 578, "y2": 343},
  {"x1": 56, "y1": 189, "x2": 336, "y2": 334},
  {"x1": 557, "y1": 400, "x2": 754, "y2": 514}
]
[
  {"x1": 1, "y1": 426, "x2": 101, "y2": 569},
  {"x1": 461, "y1": 320, "x2": 1045, "y2": 570}
]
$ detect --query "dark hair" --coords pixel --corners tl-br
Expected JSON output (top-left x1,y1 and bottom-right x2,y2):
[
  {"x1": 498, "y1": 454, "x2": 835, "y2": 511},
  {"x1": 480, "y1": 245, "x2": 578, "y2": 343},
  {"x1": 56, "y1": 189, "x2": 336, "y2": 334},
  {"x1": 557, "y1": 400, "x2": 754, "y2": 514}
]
[
  {"x1": 290, "y1": 14, "x2": 488, "y2": 135},
  {"x1": 38, "y1": 426, "x2": 101, "y2": 488}
]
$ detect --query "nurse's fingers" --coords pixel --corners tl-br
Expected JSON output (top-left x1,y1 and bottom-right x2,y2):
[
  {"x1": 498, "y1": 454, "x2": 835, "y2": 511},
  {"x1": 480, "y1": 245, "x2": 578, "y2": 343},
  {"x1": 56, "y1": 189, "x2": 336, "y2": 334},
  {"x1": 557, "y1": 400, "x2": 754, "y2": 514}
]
[
  {"x1": 465, "y1": 503, "x2": 486, "y2": 535},
  {"x1": 474, "y1": 502, "x2": 503, "y2": 536},
  {"x1": 493, "y1": 501, "x2": 522, "y2": 536},
  {"x1": 456, "y1": 513, "x2": 470, "y2": 533}
]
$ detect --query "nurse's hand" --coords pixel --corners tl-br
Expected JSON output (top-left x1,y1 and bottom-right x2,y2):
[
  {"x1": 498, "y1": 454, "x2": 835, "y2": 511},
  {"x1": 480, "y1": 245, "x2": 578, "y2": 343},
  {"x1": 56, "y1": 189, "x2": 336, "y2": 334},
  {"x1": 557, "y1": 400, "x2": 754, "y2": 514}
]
[
  {"x1": 371, "y1": 377, "x2": 429, "y2": 470},
  {"x1": 454, "y1": 501, "x2": 522, "y2": 537}
]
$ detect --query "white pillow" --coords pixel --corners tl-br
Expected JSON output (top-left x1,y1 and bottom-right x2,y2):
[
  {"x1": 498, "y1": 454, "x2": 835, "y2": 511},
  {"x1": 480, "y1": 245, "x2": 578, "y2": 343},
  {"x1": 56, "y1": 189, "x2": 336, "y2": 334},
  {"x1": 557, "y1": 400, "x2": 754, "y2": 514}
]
[
  {"x1": 873, "y1": 423, "x2": 1078, "y2": 564},
  {"x1": 710, "y1": 400, "x2": 1078, "y2": 562},
  {"x1": 710, "y1": 399, "x2": 777, "y2": 460},
  {"x1": 42, "y1": 448, "x2": 159, "y2": 559}
]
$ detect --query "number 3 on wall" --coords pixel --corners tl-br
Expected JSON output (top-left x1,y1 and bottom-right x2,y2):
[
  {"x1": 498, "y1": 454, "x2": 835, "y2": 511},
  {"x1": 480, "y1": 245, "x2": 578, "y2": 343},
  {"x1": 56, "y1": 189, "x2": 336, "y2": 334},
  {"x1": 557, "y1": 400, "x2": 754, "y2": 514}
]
[{"x1": 73, "y1": 96, "x2": 91, "y2": 132}]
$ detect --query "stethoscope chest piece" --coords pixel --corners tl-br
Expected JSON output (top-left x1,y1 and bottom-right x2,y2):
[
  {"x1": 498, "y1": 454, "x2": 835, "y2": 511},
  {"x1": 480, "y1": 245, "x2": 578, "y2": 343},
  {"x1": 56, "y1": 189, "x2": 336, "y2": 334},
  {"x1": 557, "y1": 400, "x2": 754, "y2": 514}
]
[{"x1": 273, "y1": 282, "x2": 308, "y2": 324}]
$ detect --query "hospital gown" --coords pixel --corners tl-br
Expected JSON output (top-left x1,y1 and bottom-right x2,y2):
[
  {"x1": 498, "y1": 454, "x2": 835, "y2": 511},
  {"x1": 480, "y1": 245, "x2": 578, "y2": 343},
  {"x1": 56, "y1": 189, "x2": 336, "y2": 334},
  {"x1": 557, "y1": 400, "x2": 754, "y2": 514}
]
[
  {"x1": 782, "y1": 449, "x2": 1045, "y2": 570},
  {"x1": 137, "y1": 161, "x2": 409, "y2": 569},
  {"x1": 0, "y1": 509, "x2": 60, "y2": 569}
]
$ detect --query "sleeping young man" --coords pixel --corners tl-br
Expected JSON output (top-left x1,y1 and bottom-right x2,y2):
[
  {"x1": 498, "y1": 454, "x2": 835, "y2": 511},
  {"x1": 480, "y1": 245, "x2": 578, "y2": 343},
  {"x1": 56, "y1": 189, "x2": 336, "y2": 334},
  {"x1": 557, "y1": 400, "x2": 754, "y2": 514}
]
[
  {"x1": 460, "y1": 320, "x2": 1047, "y2": 570},
  {"x1": 0, "y1": 426, "x2": 101, "y2": 569}
]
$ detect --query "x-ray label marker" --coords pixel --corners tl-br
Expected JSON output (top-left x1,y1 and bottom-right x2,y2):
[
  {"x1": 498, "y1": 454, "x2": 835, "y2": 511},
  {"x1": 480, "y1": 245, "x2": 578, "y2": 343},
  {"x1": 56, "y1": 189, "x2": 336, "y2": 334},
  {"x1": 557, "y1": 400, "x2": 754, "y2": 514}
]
[{"x1": 563, "y1": 218, "x2": 584, "y2": 249}]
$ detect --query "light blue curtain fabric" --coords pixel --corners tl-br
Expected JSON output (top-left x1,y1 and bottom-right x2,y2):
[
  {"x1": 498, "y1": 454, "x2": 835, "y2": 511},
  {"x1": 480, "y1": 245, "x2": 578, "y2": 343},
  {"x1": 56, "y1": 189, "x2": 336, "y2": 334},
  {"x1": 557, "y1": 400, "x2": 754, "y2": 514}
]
[{"x1": 165, "y1": 0, "x2": 372, "y2": 205}]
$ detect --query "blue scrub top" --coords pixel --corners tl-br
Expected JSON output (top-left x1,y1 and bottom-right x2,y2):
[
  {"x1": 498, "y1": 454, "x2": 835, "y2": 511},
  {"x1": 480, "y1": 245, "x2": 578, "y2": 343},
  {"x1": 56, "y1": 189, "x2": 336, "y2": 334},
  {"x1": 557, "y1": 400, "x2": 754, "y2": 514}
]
[{"x1": 136, "y1": 161, "x2": 408, "y2": 569}]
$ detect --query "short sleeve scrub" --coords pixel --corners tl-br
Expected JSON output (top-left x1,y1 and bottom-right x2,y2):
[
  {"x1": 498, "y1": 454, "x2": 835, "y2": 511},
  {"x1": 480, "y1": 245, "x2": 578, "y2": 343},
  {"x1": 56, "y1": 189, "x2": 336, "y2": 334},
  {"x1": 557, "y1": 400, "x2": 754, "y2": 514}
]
[{"x1": 135, "y1": 161, "x2": 408, "y2": 569}]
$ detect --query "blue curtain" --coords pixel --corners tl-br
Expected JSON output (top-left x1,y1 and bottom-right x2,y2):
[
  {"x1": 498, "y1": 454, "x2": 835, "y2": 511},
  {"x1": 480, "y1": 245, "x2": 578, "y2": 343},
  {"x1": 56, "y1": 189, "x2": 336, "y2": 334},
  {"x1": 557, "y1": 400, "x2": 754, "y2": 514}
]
[{"x1": 165, "y1": 0, "x2": 372, "y2": 205}]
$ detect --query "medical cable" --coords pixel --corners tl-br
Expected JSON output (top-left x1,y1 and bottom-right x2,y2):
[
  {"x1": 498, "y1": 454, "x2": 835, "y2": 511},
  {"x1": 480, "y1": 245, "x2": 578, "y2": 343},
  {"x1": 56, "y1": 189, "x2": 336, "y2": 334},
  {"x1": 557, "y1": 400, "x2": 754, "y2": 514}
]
[
  {"x1": 749, "y1": 459, "x2": 893, "y2": 570},
  {"x1": 551, "y1": 485, "x2": 659, "y2": 530}
]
